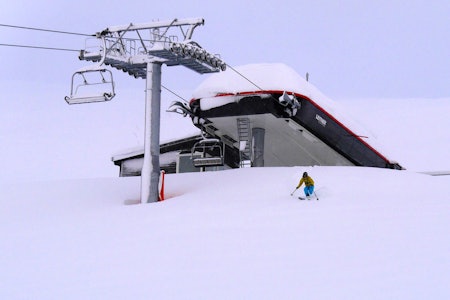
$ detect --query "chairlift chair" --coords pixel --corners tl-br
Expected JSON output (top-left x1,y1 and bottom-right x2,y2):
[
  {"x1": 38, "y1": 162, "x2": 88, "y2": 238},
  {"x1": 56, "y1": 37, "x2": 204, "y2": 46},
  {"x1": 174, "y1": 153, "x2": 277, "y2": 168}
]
[
  {"x1": 191, "y1": 138, "x2": 224, "y2": 168},
  {"x1": 64, "y1": 67, "x2": 116, "y2": 105},
  {"x1": 65, "y1": 35, "x2": 116, "y2": 105}
]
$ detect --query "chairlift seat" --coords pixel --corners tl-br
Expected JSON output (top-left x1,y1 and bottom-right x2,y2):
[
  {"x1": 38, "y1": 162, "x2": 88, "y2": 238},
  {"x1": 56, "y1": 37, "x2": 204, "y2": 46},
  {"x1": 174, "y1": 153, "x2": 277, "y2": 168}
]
[
  {"x1": 65, "y1": 92, "x2": 115, "y2": 105},
  {"x1": 192, "y1": 156, "x2": 224, "y2": 167}
]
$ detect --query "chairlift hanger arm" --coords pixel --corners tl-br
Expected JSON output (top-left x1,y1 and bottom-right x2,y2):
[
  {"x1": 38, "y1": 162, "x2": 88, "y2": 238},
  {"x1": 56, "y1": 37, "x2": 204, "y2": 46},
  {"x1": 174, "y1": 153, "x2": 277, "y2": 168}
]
[{"x1": 100, "y1": 23, "x2": 133, "y2": 57}]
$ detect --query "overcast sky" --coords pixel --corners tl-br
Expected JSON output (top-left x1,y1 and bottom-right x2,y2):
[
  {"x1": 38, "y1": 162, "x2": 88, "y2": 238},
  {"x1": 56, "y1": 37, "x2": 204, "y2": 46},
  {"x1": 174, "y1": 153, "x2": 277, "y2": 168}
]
[
  {"x1": 1, "y1": 0, "x2": 449, "y2": 98},
  {"x1": 0, "y1": 0, "x2": 449, "y2": 181}
]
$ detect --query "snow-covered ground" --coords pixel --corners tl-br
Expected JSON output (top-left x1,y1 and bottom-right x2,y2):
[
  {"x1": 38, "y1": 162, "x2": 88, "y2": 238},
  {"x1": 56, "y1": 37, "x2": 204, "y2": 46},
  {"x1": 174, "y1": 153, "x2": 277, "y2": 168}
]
[
  {"x1": 1, "y1": 167, "x2": 449, "y2": 299},
  {"x1": 1, "y1": 96, "x2": 449, "y2": 299}
]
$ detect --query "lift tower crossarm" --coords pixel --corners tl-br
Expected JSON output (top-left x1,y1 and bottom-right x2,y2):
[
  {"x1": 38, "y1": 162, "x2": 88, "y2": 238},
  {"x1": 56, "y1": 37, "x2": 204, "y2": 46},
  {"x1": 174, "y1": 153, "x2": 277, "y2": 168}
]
[
  {"x1": 80, "y1": 18, "x2": 223, "y2": 77},
  {"x1": 98, "y1": 18, "x2": 205, "y2": 41}
]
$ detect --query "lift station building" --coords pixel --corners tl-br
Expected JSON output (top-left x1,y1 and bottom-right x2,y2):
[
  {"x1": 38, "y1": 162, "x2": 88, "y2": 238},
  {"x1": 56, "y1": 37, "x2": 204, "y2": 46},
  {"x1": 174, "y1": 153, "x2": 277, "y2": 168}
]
[{"x1": 113, "y1": 63, "x2": 402, "y2": 176}]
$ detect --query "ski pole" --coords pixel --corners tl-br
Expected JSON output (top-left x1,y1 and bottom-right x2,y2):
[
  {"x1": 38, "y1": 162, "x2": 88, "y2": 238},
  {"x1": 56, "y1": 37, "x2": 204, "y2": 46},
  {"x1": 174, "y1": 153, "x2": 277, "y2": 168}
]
[
  {"x1": 314, "y1": 191, "x2": 319, "y2": 200},
  {"x1": 290, "y1": 188, "x2": 298, "y2": 196}
]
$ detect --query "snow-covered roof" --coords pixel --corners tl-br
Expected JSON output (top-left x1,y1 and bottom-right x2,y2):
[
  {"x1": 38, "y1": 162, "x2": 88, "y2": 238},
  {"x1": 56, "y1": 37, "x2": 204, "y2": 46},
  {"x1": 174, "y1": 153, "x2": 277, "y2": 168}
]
[
  {"x1": 111, "y1": 134, "x2": 202, "y2": 162},
  {"x1": 192, "y1": 63, "x2": 345, "y2": 121},
  {"x1": 192, "y1": 63, "x2": 396, "y2": 162},
  {"x1": 193, "y1": 63, "x2": 311, "y2": 98}
]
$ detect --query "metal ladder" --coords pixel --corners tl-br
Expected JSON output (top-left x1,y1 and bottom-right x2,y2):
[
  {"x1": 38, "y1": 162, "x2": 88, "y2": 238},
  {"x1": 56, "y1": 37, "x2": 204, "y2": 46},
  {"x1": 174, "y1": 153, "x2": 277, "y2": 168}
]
[{"x1": 237, "y1": 118, "x2": 252, "y2": 167}]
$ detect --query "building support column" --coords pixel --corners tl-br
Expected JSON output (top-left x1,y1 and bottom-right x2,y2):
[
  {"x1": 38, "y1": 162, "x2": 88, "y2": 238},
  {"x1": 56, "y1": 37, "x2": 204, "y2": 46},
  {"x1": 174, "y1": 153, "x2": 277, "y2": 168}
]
[{"x1": 252, "y1": 127, "x2": 265, "y2": 167}]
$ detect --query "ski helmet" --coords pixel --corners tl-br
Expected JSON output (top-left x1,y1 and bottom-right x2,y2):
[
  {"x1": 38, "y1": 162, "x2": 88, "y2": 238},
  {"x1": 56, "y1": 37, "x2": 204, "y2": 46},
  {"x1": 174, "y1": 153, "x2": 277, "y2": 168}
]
[{"x1": 303, "y1": 172, "x2": 308, "y2": 178}]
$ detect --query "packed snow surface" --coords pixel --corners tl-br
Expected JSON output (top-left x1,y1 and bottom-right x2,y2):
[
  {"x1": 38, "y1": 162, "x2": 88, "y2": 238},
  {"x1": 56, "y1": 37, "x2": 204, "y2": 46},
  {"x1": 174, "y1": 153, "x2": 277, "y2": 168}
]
[{"x1": 1, "y1": 167, "x2": 449, "y2": 299}]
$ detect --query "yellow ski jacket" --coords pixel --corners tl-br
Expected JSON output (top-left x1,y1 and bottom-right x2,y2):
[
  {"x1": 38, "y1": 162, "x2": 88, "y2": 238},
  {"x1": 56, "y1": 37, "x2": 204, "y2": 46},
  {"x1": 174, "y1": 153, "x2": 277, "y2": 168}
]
[{"x1": 297, "y1": 176, "x2": 314, "y2": 188}]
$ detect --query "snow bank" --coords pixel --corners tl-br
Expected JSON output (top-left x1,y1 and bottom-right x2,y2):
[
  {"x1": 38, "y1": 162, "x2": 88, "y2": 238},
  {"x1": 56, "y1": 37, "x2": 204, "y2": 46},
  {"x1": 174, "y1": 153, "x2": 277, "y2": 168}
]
[{"x1": 1, "y1": 167, "x2": 449, "y2": 299}]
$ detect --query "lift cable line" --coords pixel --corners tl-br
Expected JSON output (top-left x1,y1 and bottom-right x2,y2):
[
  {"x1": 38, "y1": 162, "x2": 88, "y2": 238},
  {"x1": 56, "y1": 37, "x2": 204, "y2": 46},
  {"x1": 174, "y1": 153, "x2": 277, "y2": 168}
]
[
  {"x1": 0, "y1": 23, "x2": 92, "y2": 37},
  {"x1": 225, "y1": 63, "x2": 265, "y2": 92},
  {"x1": 0, "y1": 23, "x2": 187, "y2": 45},
  {"x1": 161, "y1": 84, "x2": 189, "y2": 102},
  {"x1": 1, "y1": 22, "x2": 227, "y2": 81},
  {"x1": 222, "y1": 62, "x2": 301, "y2": 121},
  {"x1": 0, "y1": 43, "x2": 80, "y2": 52},
  {"x1": 64, "y1": 18, "x2": 226, "y2": 204},
  {"x1": 0, "y1": 43, "x2": 188, "y2": 102}
]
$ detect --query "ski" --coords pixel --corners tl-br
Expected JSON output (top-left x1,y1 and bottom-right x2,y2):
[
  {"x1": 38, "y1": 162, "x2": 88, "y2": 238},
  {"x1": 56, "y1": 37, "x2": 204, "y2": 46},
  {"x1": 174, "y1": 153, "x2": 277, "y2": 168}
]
[{"x1": 298, "y1": 196, "x2": 319, "y2": 200}]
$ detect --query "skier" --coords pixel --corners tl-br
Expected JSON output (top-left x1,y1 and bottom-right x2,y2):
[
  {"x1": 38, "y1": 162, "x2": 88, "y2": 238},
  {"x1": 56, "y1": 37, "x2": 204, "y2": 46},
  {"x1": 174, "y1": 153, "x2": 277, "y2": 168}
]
[{"x1": 294, "y1": 172, "x2": 315, "y2": 200}]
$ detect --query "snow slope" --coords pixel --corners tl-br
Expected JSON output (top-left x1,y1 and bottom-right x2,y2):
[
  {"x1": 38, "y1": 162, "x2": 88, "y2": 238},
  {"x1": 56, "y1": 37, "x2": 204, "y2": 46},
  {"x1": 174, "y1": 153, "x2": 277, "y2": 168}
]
[
  {"x1": 340, "y1": 97, "x2": 450, "y2": 172},
  {"x1": 1, "y1": 166, "x2": 449, "y2": 299}
]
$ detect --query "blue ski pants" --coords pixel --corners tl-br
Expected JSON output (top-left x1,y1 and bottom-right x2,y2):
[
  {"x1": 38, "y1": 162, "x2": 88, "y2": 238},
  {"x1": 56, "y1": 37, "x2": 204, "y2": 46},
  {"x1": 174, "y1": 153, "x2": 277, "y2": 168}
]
[{"x1": 304, "y1": 185, "x2": 314, "y2": 196}]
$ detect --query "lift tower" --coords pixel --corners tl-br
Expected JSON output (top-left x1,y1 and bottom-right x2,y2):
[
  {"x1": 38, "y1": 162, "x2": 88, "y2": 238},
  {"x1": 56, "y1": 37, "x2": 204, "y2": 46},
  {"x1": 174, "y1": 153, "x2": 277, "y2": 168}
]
[{"x1": 65, "y1": 18, "x2": 226, "y2": 203}]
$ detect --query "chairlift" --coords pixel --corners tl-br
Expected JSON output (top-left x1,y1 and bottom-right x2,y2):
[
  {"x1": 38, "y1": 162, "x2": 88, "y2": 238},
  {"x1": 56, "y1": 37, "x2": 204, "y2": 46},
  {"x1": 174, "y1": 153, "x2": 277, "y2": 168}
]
[
  {"x1": 191, "y1": 138, "x2": 224, "y2": 168},
  {"x1": 167, "y1": 100, "x2": 193, "y2": 117},
  {"x1": 64, "y1": 66, "x2": 116, "y2": 105},
  {"x1": 278, "y1": 91, "x2": 301, "y2": 116},
  {"x1": 65, "y1": 35, "x2": 116, "y2": 105}
]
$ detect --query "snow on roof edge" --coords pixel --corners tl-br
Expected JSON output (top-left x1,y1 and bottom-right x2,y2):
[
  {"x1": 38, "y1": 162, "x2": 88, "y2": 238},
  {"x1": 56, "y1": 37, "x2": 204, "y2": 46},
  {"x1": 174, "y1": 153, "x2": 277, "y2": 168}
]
[{"x1": 111, "y1": 133, "x2": 201, "y2": 162}]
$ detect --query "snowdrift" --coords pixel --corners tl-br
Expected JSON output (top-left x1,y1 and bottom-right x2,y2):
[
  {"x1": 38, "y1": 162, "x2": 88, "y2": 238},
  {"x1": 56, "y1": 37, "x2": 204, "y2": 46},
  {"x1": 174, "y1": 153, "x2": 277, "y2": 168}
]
[{"x1": 1, "y1": 166, "x2": 449, "y2": 299}]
